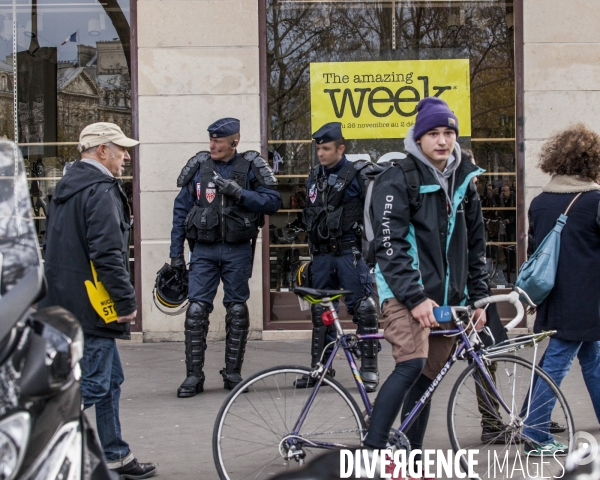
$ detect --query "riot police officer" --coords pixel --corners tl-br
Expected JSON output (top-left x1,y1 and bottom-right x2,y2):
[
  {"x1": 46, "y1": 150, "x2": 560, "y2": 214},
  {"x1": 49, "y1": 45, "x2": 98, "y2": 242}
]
[
  {"x1": 170, "y1": 118, "x2": 282, "y2": 397},
  {"x1": 299, "y1": 122, "x2": 379, "y2": 392}
]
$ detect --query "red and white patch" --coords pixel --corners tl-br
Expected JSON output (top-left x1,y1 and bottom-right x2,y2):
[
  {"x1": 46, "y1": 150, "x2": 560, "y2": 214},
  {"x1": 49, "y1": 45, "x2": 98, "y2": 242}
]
[
  {"x1": 309, "y1": 184, "x2": 317, "y2": 204},
  {"x1": 196, "y1": 182, "x2": 201, "y2": 200},
  {"x1": 206, "y1": 182, "x2": 216, "y2": 203}
]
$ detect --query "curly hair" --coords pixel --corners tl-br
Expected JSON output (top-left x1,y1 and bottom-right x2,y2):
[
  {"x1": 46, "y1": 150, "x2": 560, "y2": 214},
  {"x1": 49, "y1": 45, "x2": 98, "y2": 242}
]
[{"x1": 538, "y1": 123, "x2": 600, "y2": 180}]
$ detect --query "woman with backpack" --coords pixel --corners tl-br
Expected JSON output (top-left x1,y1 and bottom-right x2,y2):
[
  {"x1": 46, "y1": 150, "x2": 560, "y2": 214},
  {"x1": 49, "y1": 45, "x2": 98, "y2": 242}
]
[{"x1": 522, "y1": 123, "x2": 600, "y2": 456}]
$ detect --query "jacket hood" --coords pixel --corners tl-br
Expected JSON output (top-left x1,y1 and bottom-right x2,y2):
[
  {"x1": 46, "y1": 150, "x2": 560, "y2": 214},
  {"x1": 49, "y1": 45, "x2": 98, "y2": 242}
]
[
  {"x1": 53, "y1": 161, "x2": 115, "y2": 204},
  {"x1": 404, "y1": 125, "x2": 462, "y2": 213}
]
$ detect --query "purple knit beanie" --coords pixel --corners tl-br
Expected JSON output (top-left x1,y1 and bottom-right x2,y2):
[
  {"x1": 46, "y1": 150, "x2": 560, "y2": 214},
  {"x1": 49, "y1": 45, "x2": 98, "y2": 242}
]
[{"x1": 413, "y1": 97, "x2": 459, "y2": 140}]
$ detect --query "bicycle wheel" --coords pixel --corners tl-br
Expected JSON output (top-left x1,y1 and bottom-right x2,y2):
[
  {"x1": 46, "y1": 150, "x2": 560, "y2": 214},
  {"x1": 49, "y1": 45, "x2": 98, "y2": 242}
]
[
  {"x1": 448, "y1": 355, "x2": 574, "y2": 479},
  {"x1": 213, "y1": 365, "x2": 366, "y2": 480}
]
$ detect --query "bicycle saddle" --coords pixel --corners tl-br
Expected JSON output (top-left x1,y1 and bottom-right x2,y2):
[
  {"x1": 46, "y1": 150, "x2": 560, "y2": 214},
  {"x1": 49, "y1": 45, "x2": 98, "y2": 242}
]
[{"x1": 293, "y1": 287, "x2": 352, "y2": 299}]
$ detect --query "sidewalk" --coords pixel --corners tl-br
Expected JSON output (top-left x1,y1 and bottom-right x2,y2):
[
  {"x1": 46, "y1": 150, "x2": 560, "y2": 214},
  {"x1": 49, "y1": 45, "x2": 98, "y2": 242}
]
[{"x1": 105, "y1": 339, "x2": 599, "y2": 479}]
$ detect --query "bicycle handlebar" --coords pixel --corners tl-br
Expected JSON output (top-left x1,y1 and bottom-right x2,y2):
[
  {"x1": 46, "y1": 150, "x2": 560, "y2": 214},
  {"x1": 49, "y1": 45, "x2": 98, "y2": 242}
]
[{"x1": 473, "y1": 290, "x2": 524, "y2": 331}]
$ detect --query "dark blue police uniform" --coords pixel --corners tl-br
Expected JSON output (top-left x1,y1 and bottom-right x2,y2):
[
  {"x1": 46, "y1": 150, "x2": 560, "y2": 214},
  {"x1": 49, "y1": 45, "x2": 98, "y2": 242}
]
[
  {"x1": 170, "y1": 118, "x2": 282, "y2": 397},
  {"x1": 308, "y1": 157, "x2": 374, "y2": 311},
  {"x1": 299, "y1": 122, "x2": 379, "y2": 392}
]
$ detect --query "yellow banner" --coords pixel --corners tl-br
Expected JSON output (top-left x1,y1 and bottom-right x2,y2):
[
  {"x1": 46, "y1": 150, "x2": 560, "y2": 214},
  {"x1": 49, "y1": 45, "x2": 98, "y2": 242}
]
[{"x1": 310, "y1": 59, "x2": 471, "y2": 140}]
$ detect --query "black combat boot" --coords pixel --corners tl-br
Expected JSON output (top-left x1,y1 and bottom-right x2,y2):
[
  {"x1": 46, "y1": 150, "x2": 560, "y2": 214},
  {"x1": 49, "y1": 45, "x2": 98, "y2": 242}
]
[
  {"x1": 221, "y1": 303, "x2": 249, "y2": 390},
  {"x1": 294, "y1": 304, "x2": 336, "y2": 388},
  {"x1": 177, "y1": 301, "x2": 209, "y2": 398},
  {"x1": 356, "y1": 297, "x2": 379, "y2": 393}
]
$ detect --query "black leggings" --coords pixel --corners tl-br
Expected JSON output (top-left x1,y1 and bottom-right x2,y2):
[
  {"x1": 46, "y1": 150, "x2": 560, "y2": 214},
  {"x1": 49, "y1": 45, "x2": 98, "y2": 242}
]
[
  {"x1": 401, "y1": 373, "x2": 434, "y2": 454},
  {"x1": 364, "y1": 358, "x2": 426, "y2": 449}
]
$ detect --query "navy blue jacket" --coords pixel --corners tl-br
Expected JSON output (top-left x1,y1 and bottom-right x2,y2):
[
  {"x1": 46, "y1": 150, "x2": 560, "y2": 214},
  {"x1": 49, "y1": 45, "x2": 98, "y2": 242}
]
[
  {"x1": 305, "y1": 156, "x2": 364, "y2": 243},
  {"x1": 528, "y1": 190, "x2": 600, "y2": 341},
  {"x1": 170, "y1": 154, "x2": 282, "y2": 257},
  {"x1": 305, "y1": 156, "x2": 363, "y2": 203}
]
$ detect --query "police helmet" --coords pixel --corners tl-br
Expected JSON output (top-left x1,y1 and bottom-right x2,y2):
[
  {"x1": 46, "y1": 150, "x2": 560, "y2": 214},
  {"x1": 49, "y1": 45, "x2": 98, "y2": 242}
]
[
  {"x1": 153, "y1": 263, "x2": 189, "y2": 316},
  {"x1": 294, "y1": 261, "x2": 312, "y2": 289}
]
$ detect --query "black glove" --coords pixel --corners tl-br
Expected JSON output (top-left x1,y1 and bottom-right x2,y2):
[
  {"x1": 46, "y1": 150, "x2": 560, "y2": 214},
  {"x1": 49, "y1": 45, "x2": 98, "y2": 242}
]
[
  {"x1": 214, "y1": 176, "x2": 243, "y2": 200},
  {"x1": 170, "y1": 256, "x2": 185, "y2": 271}
]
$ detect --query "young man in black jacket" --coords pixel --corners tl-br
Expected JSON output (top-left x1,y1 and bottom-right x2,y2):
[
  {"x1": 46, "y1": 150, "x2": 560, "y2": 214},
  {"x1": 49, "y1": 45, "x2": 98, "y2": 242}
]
[
  {"x1": 364, "y1": 98, "x2": 489, "y2": 472},
  {"x1": 40, "y1": 123, "x2": 156, "y2": 479}
]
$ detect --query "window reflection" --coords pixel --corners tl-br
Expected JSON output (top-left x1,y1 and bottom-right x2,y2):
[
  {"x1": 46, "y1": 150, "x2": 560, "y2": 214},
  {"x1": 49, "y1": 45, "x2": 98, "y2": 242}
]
[
  {"x1": 0, "y1": 0, "x2": 132, "y2": 247},
  {"x1": 267, "y1": 0, "x2": 518, "y2": 319}
]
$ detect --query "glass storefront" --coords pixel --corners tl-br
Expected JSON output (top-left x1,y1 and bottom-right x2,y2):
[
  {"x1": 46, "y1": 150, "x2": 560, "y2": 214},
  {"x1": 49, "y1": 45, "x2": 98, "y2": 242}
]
[
  {"x1": 266, "y1": 0, "x2": 518, "y2": 326},
  {"x1": 0, "y1": 0, "x2": 134, "y2": 278}
]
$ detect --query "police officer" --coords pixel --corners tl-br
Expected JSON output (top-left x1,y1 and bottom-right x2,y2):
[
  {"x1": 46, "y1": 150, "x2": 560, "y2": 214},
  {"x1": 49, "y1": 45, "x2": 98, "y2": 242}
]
[
  {"x1": 298, "y1": 122, "x2": 379, "y2": 392},
  {"x1": 170, "y1": 118, "x2": 282, "y2": 397}
]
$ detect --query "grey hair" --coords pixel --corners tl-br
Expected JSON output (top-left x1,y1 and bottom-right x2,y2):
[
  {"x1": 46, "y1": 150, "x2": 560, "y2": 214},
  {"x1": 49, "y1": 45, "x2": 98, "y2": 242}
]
[{"x1": 81, "y1": 142, "x2": 116, "y2": 156}]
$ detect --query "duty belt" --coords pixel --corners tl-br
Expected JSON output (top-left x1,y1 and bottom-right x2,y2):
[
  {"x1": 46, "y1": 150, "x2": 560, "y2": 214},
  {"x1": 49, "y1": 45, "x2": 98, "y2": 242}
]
[{"x1": 312, "y1": 239, "x2": 359, "y2": 256}]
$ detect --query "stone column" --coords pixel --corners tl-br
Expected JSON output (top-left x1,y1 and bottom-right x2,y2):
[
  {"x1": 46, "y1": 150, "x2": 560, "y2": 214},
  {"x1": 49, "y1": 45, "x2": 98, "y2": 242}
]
[
  {"x1": 523, "y1": 0, "x2": 600, "y2": 328},
  {"x1": 524, "y1": 0, "x2": 600, "y2": 207},
  {"x1": 137, "y1": 0, "x2": 262, "y2": 341}
]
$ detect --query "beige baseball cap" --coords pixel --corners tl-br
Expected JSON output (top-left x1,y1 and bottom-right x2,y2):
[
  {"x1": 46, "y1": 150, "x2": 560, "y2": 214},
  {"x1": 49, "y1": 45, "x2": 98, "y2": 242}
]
[{"x1": 78, "y1": 122, "x2": 140, "y2": 152}]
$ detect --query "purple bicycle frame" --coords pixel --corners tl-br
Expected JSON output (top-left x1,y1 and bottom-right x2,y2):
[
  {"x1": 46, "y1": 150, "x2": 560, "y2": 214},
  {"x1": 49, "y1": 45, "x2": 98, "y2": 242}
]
[{"x1": 289, "y1": 322, "x2": 511, "y2": 450}]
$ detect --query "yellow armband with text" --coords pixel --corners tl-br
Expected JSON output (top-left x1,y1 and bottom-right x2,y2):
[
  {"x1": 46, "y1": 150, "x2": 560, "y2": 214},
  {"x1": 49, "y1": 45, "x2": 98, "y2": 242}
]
[{"x1": 85, "y1": 261, "x2": 118, "y2": 323}]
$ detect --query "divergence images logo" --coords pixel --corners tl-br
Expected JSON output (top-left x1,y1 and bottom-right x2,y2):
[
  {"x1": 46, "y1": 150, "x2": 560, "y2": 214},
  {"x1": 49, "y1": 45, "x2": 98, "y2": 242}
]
[{"x1": 338, "y1": 434, "x2": 599, "y2": 479}]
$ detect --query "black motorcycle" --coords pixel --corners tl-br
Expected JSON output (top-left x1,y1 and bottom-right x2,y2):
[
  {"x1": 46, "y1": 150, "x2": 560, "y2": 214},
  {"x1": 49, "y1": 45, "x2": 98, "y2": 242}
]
[{"x1": 0, "y1": 140, "x2": 115, "y2": 480}]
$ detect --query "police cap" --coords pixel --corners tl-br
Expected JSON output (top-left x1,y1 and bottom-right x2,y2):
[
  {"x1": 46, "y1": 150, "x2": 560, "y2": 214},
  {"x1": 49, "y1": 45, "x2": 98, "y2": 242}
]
[
  {"x1": 312, "y1": 122, "x2": 343, "y2": 145},
  {"x1": 207, "y1": 117, "x2": 240, "y2": 138}
]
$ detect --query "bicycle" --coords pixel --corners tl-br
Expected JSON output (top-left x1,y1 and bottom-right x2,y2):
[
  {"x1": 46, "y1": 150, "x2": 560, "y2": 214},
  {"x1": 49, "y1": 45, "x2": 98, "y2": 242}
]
[{"x1": 213, "y1": 287, "x2": 574, "y2": 480}]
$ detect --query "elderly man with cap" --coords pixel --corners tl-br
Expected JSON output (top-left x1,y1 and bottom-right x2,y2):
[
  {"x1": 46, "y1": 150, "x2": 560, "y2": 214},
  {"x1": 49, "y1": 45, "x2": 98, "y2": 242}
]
[
  {"x1": 169, "y1": 117, "x2": 282, "y2": 397},
  {"x1": 40, "y1": 122, "x2": 156, "y2": 478},
  {"x1": 298, "y1": 121, "x2": 380, "y2": 392},
  {"x1": 363, "y1": 97, "x2": 488, "y2": 474}
]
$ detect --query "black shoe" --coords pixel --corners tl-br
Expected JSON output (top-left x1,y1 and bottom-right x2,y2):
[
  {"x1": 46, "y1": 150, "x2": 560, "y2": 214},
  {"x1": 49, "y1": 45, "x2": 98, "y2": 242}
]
[
  {"x1": 481, "y1": 424, "x2": 521, "y2": 445},
  {"x1": 550, "y1": 420, "x2": 566, "y2": 433},
  {"x1": 177, "y1": 375, "x2": 204, "y2": 398},
  {"x1": 361, "y1": 371, "x2": 379, "y2": 393},
  {"x1": 294, "y1": 374, "x2": 316, "y2": 389},
  {"x1": 293, "y1": 369, "x2": 335, "y2": 389},
  {"x1": 220, "y1": 370, "x2": 247, "y2": 391},
  {"x1": 112, "y1": 458, "x2": 156, "y2": 479}
]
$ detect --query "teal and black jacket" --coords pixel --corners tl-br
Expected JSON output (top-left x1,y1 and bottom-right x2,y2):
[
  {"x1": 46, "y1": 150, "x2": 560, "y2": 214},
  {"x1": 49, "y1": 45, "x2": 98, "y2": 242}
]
[{"x1": 371, "y1": 152, "x2": 488, "y2": 310}]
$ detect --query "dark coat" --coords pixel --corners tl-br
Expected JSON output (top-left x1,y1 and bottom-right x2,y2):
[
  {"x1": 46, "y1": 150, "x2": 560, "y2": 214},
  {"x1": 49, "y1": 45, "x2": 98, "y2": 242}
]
[
  {"x1": 528, "y1": 190, "x2": 600, "y2": 341},
  {"x1": 371, "y1": 155, "x2": 488, "y2": 310},
  {"x1": 39, "y1": 161, "x2": 135, "y2": 339}
]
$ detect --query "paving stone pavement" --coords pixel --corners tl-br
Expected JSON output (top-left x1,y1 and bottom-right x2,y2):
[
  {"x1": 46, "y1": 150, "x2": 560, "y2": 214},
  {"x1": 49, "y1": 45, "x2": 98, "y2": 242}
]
[{"x1": 86, "y1": 339, "x2": 600, "y2": 479}]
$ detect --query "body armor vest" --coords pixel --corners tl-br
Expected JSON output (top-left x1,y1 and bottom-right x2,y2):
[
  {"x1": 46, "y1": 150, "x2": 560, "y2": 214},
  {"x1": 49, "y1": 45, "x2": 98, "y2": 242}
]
[
  {"x1": 302, "y1": 161, "x2": 365, "y2": 247},
  {"x1": 184, "y1": 155, "x2": 261, "y2": 244}
]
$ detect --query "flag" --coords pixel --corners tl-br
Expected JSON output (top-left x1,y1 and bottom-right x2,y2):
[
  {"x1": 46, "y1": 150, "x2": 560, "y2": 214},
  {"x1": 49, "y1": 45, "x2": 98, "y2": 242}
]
[{"x1": 60, "y1": 31, "x2": 78, "y2": 45}]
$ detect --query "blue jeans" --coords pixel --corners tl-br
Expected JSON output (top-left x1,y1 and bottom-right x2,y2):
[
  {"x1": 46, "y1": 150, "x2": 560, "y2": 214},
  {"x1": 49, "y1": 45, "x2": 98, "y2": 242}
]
[
  {"x1": 80, "y1": 334, "x2": 130, "y2": 462},
  {"x1": 523, "y1": 337, "x2": 600, "y2": 444}
]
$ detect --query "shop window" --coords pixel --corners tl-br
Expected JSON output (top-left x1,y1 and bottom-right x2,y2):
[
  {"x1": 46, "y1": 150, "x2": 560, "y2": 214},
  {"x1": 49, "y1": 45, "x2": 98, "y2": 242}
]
[
  {"x1": 266, "y1": 0, "x2": 517, "y2": 326},
  {"x1": 0, "y1": 0, "x2": 134, "y2": 282}
]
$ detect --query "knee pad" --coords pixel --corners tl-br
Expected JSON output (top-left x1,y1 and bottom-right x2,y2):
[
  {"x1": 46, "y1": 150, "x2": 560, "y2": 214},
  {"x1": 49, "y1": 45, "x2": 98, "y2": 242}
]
[
  {"x1": 311, "y1": 304, "x2": 327, "y2": 328},
  {"x1": 185, "y1": 301, "x2": 210, "y2": 330},
  {"x1": 355, "y1": 296, "x2": 378, "y2": 330},
  {"x1": 226, "y1": 303, "x2": 249, "y2": 329}
]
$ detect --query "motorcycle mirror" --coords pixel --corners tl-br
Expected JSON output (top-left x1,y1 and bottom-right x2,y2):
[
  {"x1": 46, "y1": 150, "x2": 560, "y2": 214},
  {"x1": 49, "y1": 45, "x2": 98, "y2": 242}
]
[{"x1": 19, "y1": 309, "x2": 84, "y2": 396}]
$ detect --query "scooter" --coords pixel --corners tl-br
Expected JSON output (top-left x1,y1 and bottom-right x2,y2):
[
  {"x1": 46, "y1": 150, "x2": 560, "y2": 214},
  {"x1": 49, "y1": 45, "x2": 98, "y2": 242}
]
[{"x1": 0, "y1": 139, "x2": 115, "y2": 480}]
